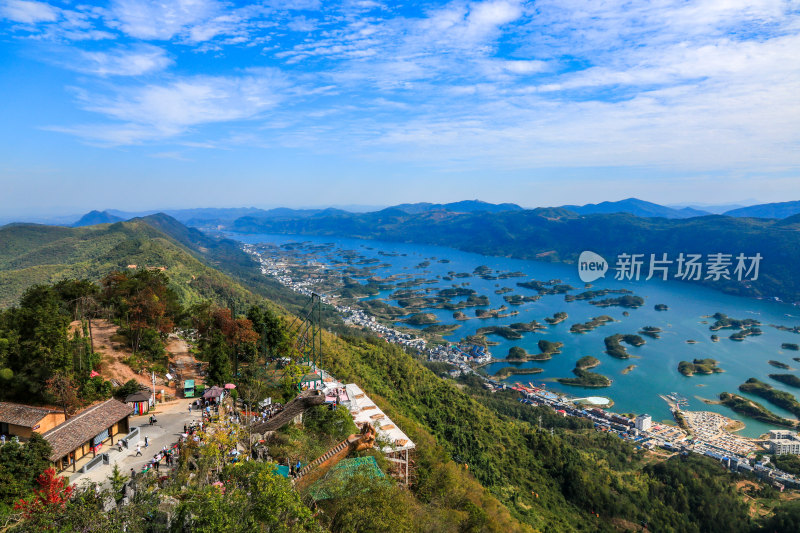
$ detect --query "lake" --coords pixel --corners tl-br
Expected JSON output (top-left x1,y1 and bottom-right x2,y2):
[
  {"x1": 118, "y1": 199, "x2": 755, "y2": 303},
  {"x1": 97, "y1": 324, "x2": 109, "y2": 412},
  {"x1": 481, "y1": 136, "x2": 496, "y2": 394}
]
[{"x1": 228, "y1": 232, "x2": 800, "y2": 438}]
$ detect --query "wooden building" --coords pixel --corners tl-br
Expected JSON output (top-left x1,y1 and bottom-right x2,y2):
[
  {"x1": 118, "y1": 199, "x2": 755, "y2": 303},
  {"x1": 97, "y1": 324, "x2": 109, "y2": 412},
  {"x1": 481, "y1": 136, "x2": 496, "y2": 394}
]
[
  {"x1": 43, "y1": 399, "x2": 132, "y2": 472},
  {"x1": 0, "y1": 402, "x2": 65, "y2": 440}
]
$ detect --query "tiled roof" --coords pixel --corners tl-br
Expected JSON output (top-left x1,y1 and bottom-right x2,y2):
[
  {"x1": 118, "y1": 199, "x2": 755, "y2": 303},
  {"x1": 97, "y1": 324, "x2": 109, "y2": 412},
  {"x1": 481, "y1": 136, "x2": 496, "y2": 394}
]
[
  {"x1": 0, "y1": 402, "x2": 57, "y2": 427},
  {"x1": 125, "y1": 391, "x2": 151, "y2": 403},
  {"x1": 43, "y1": 399, "x2": 132, "y2": 461}
]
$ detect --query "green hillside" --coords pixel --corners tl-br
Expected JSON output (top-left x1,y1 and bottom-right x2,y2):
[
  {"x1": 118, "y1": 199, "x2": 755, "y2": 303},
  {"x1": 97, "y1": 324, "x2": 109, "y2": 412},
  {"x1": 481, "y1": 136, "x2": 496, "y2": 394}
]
[{"x1": 0, "y1": 220, "x2": 257, "y2": 308}]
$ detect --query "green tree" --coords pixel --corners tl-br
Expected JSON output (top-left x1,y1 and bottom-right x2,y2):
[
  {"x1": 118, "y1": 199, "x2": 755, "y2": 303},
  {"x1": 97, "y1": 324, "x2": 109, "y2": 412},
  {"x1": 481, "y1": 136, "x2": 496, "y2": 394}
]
[
  {"x1": 107, "y1": 464, "x2": 128, "y2": 501},
  {"x1": 205, "y1": 333, "x2": 232, "y2": 386},
  {"x1": 317, "y1": 470, "x2": 416, "y2": 533}
]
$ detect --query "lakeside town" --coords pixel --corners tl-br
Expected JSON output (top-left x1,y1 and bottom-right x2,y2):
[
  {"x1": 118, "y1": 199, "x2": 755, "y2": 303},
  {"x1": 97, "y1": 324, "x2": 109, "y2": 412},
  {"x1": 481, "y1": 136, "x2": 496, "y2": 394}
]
[
  {"x1": 243, "y1": 243, "x2": 493, "y2": 375},
  {"x1": 244, "y1": 241, "x2": 800, "y2": 492}
]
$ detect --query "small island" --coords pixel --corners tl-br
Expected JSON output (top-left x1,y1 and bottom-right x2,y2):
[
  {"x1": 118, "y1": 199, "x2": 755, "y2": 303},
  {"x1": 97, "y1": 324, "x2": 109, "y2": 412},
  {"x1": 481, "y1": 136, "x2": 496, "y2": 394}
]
[
  {"x1": 768, "y1": 360, "x2": 791, "y2": 369},
  {"x1": 678, "y1": 359, "x2": 723, "y2": 376},
  {"x1": 709, "y1": 312, "x2": 762, "y2": 331},
  {"x1": 718, "y1": 392, "x2": 795, "y2": 427},
  {"x1": 569, "y1": 315, "x2": 615, "y2": 334},
  {"x1": 729, "y1": 327, "x2": 762, "y2": 341},
  {"x1": 507, "y1": 340, "x2": 564, "y2": 361},
  {"x1": 422, "y1": 324, "x2": 460, "y2": 335},
  {"x1": 490, "y1": 366, "x2": 543, "y2": 380},
  {"x1": 639, "y1": 326, "x2": 662, "y2": 339},
  {"x1": 621, "y1": 365, "x2": 636, "y2": 374},
  {"x1": 589, "y1": 295, "x2": 645, "y2": 309},
  {"x1": 769, "y1": 374, "x2": 800, "y2": 388},
  {"x1": 557, "y1": 368, "x2": 612, "y2": 388},
  {"x1": 739, "y1": 377, "x2": 800, "y2": 418},
  {"x1": 402, "y1": 313, "x2": 439, "y2": 326},
  {"x1": 604, "y1": 334, "x2": 646, "y2": 359},
  {"x1": 503, "y1": 294, "x2": 540, "y2": 305},
  {"x1": 544, "y1": 311, "x2": 568, "y2": 325},
  {"x1": 475, "y1": 326, "x2": 523, "y2": 340},
  {"x1": 782, "y1": 343, "x2": 800, "y2": 351},
  {"x1": 711, "y1": 335, "x2": 719, "y2": 342},
  {"x1": 575, "y1": 356, "x2": 601, "y2": 370},
  {"x1": 654, "y1": 304, "x2": 669, "y2": 311},
  {"x1": 509, "y1": 320, "x2": 547, "y2": 333},
  {"x1": 453, "y1": 311, "x2": 469, "y2": 321}
]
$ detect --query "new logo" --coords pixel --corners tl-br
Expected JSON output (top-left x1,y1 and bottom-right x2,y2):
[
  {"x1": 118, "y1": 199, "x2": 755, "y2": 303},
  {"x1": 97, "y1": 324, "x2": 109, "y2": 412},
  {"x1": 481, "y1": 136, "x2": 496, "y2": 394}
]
[{"x1": 578, "y1": 251, "x2": 608, "y2": 283}]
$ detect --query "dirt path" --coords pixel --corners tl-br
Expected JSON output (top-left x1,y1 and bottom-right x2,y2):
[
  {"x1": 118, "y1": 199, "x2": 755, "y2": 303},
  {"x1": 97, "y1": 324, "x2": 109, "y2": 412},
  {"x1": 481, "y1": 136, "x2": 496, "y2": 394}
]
[
  {"x1": 73, "y1": 319, "x2": 202, "y2": 397},
  {"x1": 165, "y1": 335, "x2": 204, "y2": 386}
]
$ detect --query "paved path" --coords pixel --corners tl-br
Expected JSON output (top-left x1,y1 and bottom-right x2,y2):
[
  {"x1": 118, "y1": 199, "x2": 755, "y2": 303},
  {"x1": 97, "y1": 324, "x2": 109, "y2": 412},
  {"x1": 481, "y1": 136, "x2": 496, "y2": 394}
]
[{"x1": 69, "y1": 398, "x2": 201, "y2": 487}]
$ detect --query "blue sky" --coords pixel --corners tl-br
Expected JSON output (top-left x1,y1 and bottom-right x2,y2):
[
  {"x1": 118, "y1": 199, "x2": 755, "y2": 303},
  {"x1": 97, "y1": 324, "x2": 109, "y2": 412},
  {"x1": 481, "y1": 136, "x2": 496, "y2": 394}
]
[{"x1": 1, "y1": 0, "x2": 799, "y2": 215}]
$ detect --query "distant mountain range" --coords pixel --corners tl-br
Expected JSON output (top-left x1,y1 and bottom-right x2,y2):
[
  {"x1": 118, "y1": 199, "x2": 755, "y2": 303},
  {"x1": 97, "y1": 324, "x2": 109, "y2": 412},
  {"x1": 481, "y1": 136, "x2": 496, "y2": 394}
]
[
  {"x1": 722, "y1": 200, "x2": 800, "y2": 219},
  {"x1": 51, "y1": 197, "x2": 800, "y2": 231},
  {"x1": 391, "y1": 200, "x2": 524, "y2": 214},
  {"x1": 559, "y1": 198, "x2": 710, "y2": 218}
]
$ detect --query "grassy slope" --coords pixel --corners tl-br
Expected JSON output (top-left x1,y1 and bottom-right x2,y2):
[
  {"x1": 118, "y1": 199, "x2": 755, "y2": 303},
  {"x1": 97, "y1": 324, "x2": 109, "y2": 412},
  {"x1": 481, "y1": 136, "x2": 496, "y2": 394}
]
[{"x1": 0, "y1": 220, "x2": 257, "y2": 308}]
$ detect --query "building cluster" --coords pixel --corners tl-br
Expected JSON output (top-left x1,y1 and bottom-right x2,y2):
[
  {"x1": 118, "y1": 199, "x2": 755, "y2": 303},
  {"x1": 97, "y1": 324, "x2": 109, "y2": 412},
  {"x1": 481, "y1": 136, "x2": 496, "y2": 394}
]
[
  {"x1": 766, "y1": 430, "x2": 800, "y2": 455},
  {"x1": 516, "y1": 386, "x2": 800, "y2": 489}
]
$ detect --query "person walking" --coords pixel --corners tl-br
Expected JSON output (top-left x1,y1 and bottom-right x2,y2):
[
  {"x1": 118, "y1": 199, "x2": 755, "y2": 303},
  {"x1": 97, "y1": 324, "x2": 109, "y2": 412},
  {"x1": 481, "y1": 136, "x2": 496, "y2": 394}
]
[
  {"x1": 145, "y1": 436, "x2": 149, "y2": 448},
  {"x1": 135, "y1": 445, "x2": 142, "y2": 456},
  {"x1": 130, "y1": 468, "x2": 136, "y2": 479}
]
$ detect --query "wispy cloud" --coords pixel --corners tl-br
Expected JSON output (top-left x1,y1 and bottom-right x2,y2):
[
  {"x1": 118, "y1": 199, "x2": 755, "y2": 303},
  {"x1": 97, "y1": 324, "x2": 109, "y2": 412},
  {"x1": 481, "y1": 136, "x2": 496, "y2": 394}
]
[
  {"x1": 0, "y1": 0, "x2": 57, "y2": 23},
  {"x1": 106, "y1": 0, "x2": 222, "y2": 40},
  {"x1": 66, "y1": 44, "x2": 172, "y2": 76},
  {"x1": 53, "y1": 69, "x2": 290, "y2": 144}
]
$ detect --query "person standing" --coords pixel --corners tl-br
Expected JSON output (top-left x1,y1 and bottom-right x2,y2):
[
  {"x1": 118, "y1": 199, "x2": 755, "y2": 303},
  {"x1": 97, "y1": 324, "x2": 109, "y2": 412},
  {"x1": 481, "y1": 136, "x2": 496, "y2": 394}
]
[
  {"x1": 135, "y1": 445, "x2": 142, "y2": 456},
  {"x1": 145, "y1": 436, "x2": 149, "y2": 448}
]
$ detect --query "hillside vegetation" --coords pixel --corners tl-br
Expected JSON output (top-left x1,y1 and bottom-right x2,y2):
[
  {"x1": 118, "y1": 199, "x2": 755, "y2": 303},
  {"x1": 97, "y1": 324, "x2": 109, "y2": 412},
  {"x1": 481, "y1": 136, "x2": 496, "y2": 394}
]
[{"x1": 0, "y1": 220, "x2": 255, "y2": 308}]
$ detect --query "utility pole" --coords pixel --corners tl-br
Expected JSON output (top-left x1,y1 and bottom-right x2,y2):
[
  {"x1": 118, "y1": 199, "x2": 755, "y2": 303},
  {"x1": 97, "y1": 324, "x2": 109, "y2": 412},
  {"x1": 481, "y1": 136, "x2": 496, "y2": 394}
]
[{"x1": 151, "y1": 371, "x2": 156, "y2": 407}]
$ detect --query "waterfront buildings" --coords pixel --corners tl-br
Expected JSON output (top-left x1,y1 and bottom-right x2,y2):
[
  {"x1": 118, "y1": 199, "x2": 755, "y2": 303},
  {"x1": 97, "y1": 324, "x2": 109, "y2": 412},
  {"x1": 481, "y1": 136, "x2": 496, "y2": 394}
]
[
  {"x1": 635, "y1": 413, "x2": 652, "y2": 432},
  {"x1": 766, "y1": 430, "x2": 800, "y2": 455}
]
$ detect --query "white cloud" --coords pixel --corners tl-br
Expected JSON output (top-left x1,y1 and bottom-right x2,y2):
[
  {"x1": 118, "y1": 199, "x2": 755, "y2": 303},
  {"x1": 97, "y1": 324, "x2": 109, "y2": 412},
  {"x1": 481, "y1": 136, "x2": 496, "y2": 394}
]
[
  {"x1": 58, "y1": 70, "x2": 290, "y2": 144},
  {"x1": 71, "y1": 44, "x2": 172, "y2": 76},
  {"x1": 108, "y1": 0, "x2": 222, "y2": 40},
  {"x1": 1, "y1": 0, "x2": 58, "y2": 23}
]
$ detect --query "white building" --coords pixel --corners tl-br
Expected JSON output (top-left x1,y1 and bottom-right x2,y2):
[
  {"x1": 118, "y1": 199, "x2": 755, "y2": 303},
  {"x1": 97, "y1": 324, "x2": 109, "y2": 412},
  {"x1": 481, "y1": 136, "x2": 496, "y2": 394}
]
[
  {"x1": 767, "y1": 430, "x2": 800, "y2": 455},
  {"x1": 635, "y1": 414, "x2": 652, "y2": 432}
]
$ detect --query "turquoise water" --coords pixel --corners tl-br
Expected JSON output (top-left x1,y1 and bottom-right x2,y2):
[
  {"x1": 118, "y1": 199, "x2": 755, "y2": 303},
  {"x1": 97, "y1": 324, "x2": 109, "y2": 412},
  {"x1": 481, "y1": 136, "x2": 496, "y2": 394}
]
[{"x1": 229, "y1": 232, "x2": 800, "y2": 438}]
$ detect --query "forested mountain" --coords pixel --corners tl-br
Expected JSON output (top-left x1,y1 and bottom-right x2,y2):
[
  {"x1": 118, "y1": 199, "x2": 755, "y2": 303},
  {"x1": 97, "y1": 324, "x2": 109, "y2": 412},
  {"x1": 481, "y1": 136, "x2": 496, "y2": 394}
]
[
  {"x1": 72, "y1": 210, "x2": 123, "y2": 227},
  {"x1": 560, "y1": 198, "x2": 710, "y2": 218},
  {"x1": 390, "y1": 200, "x2": 524, "y2": 214},
  {"x1": 0, "y1": 217, "x2": 262, "y2": 309},
  {"x1": 230, "y1": 208, "x2": 800, "y2": 303},
  {"x1": 724, "y1": 200, "x2": 800, "y2": 219}
]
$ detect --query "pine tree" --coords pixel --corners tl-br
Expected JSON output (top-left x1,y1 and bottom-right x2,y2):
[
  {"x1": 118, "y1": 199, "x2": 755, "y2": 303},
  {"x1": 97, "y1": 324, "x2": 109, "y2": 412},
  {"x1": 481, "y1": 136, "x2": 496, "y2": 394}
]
[{"x1": 206, "y1": 333, "x2": 232, "y2": 386}]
